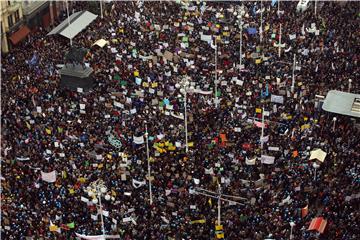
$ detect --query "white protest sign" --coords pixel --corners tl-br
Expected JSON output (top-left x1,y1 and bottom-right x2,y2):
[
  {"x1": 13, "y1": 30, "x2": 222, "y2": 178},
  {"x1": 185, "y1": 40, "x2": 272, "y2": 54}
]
[
  {"x1": 133, "y1": 135, "x2": 144, "y2": 144},
  {"x1": 41, "y1": 170, "x2": 56, "y2": 183},
  {"x1": 271, "y1": 94, "x2": 284, "y2": 104},
  {"x1": 260, "y1": 155, "x2": 275, "y2": 164}
]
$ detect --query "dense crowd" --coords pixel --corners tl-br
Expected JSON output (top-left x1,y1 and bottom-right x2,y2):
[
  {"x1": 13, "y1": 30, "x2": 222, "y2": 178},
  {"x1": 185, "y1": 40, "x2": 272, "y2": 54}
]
[{"x1": 1, "y1": 1, "x2": 360, "y2": 239}]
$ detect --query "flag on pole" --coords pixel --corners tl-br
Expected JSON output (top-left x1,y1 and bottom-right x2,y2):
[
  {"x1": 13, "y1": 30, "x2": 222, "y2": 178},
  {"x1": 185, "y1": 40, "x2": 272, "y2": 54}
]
[
  {"x1": 67, "y1": 222, "x2": 75, "y2": 229},
  {"x1": 216, "y1": 232, "x2": 225, "y2": 239},
  {"x1": 215, "y1": 225, "x2": 223, "y2": 231},
  {"x1": 254, "y1": 121, "x2": 267, "y2": 128},
  {"x1": 308, "y1": 217, "x2": 327, "y2": 233},
  {"x1": 49, "y1": 221, "x2": 61, "y2": 233}
]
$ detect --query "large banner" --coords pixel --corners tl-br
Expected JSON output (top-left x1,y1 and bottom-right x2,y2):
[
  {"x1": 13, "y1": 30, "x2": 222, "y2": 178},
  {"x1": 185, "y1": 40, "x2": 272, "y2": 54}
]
[{"x1": 75, "y1": 233, "x2": 120, "y2": 240}]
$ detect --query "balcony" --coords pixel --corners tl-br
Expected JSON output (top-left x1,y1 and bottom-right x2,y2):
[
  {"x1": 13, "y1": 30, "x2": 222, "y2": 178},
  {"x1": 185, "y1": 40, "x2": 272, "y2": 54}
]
[
  {"x1": 7, "y1": 2, "x2": 21, "y2": 13},
  {"x1": 22, "y1": 1, "x2": 48, "y2": 16}
]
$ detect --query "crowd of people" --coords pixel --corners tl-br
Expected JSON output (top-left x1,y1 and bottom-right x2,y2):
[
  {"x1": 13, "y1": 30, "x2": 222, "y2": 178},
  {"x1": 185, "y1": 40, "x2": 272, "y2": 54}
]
[{"x1": 1, "y1": 1, "x2": 359, "y2": 239}]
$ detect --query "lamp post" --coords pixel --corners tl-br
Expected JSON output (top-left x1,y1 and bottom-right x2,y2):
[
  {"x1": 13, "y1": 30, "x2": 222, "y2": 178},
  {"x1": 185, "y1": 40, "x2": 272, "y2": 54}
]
[
  {"x1": 277, "y1": 0, "x2": 284, "y2": 17},
  {"x1": 144, "y1": 121, "x2": 153, "y2": 204},
  {"x1": 214, "y1": 38, "x2": 219, "y2": 108},
  {"x1": 217, "y1": 183, "x2": 222, "y2": 225},
  {"x1": 259, "y1": 0, "x2": 263, "y2": 43},
  {"x1": 85, "y1": 180, "x2": 111, "y2": 237},
  {"x1": 193, "y1": 186, "x2": 247, "y2": 226},
  {"x1": 260, "y1": 107, "x2": 266, "y2": 150},
  {"x1": 291, "y1": 54, "x2": 297, "y2": 92},
  {"x1": 290, "y1": 221, "x2": 296, "y2": 239},
  {"x1": 65, "y1": 0, "x2": 72, "y2": 46},
  {"x1": 274, "y1": 24, "x2": 286, "y2": 58},
  {"x1": 313, "y1": 162, "x2": 320, "y2": 181},
  {"x1": 332, "y1": 117, "x2": 337, "y2": 132},
  {"x1": 348, "y1": 79, "x2": 352, "y2": 92},
  {"x1": 175, "y1": 77, "x2": 193, "y2": 153},
  {"x1": 100, "y1": 0, "x2": 104, "y2": 19},
  {"x1": 234, "y1": 5, "x2": 245, "y2": 70}
]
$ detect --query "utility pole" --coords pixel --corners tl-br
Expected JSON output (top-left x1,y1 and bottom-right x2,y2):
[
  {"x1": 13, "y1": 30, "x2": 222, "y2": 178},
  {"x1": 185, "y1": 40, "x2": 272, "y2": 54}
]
[
  {"x1": 239, "y1": 17, "x2": 243, "y2": 70},
  {"x1": 260, "y1": 107, "x2": 265, "y2": 149},
  {"x1": 193, "y1": 186, "x2": 247, "y2": 225},
  {"x1": 277, "y1": 0, "x2": 284, "y2": 17},
  {"x1": 184, "y1": 83, "x2": 188, "y2": 153},
  {"x1": 65, "y1": 0, "x2": 72, "y2": 46},
  {"x1": 97, "y1": 190, "x2": 106, "y2": 237},
  {"x1": 291, "y1": 54, "x2": 296, "y2": 92},
  {"x1": 215, "y1": 38, "x2": 219, "y2": 108},
  {"x1": 100, "y1": 0, "x2": 104, "y2": 19},
  {"x1": 145, "y1": 121, "x2": 153, "y2": 204},
  {"x1": 260, "y1": 0, "x2": 263, "y2": 43},
  {"x1": 278, "y1": 23, "x2": 282, "y2": 57},
  {"x1": 217, "y1": 183, "x2": 221, "y2": 225}
]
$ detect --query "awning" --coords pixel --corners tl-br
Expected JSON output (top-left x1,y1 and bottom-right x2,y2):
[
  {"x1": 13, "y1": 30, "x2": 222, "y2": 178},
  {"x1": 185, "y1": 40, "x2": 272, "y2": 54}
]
[
  {"x1": 9, "y1": 26, "x2": 31, "y2": 45},
  {"x1": 322, "y1": 90, "x2": 360, "y2": 118},
  {"x1": 47, "y1": 11, "x2": 97, "y2": 40}
]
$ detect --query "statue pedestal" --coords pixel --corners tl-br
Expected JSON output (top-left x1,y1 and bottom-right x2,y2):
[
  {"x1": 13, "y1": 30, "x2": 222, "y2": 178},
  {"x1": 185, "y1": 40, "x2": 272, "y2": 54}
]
[{"x1": 60, "y1": 64, "x2": 94, "y2": 91}]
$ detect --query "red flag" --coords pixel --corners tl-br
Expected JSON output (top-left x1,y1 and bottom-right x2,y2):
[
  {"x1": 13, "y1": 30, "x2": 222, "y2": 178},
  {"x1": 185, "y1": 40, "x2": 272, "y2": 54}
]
[
  {"x1": 242, "y1": 143, "x2": 252, "y2": 150},
  {"x1": 60, "y1": 224, "x2": 70, "y2": 231},
  {"x1": 308, "y1": 217, "x2": 327, "y2": 233},
  {"x1": 301, "y1": 205, "x2": 308, "y2": 218},
  {"x1": 219, "y1": 133, "x2": 227, "y2": 147}
]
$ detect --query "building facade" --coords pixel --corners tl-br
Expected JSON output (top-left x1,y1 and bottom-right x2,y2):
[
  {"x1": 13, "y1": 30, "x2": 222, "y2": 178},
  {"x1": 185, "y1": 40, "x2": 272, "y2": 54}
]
[
  {"x1": 1, "y1": 0, "x2": 24, "y2": 53},
  {"x1": 1, "y1": 1, "x2": 70, "y2": 54}
]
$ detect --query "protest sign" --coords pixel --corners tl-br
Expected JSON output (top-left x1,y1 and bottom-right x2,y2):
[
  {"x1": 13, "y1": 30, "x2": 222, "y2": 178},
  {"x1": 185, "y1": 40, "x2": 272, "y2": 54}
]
[
  {"x1": 271, "y1": 94, "x2": 284, "y2": 104},
  {"x1": 260, "y1": 155, "x2": 275, "y2": 164},
  {"x1": 41, "y1": 171, "x2": 56, "y2": 183}
]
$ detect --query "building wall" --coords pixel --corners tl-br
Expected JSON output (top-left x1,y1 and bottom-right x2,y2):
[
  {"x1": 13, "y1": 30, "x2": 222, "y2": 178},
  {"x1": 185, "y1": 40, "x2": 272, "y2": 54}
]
[
  {"x1": 22, "y1": 0, "x2": 50, "y2": 29},
  {"x1": 1, "y1": 0, "x2": 24, "y2": 53}
]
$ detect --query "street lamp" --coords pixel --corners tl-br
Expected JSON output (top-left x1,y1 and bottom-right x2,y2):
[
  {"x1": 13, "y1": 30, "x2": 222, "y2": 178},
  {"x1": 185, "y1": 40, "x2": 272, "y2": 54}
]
[
  {"x1": 233, "y1": 5, "x2": 245, "y2": 70},
  {"x1": 291, "y1": 54, "x2": 297, "y2": 92},
  {"x1": 348, "y1": 79, "x2": 352, "y2": 92},
  {"x1": 144, "y1": 120, "x2": 153, "y2": 204},
  {"x1": 312, "y1": 162, "x2": 320, "y2": 181},
  {"x1": 214, "y1": 37, "x2": 219, "y2": 108},
  {"x1": 332, "y1": 117, "x2": 337, "y2": 132},
  {"x1": 260, "y1": 107, "x2": 266, "y2": 150},
  {"x1": 175, "y1": 76, "x2": 194, "y2": 153},
  {"x1": 217, "y1": 183, "x2": 222, "y2": 225},
  {"x1": 85, "y1": 180, "x2": 111, "y2": 237},
  {"x1": 65, "y1": 0, "x2": 72, "y2": 46},
  {"x1": 274, "y1": 24, "x2": 286, "y2": 58},
  {"x1": 290, "y1": 221, "x2": 296, "y2": 239},
  {"x1": 100, "y1": 0, "x2": 104, "y2": 19},
  {"x1": 193, "y1": 186, "x2": 247, "y2": 226},
  {"x1": 259, "y1": 0, "x2": 264, "y2": 43}
]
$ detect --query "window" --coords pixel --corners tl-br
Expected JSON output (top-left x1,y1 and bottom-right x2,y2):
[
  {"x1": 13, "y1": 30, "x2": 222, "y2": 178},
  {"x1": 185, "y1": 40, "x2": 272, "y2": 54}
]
[
  {"x1": 14, "y1": 10, "x2": 19, "y2": 22},
  {"x1": 8, "y1": 15, "x2": 13, "y2": 28},
  {"x1": 352, "y1": 98, "x2": 360, "y2": 113},
  {"x1": 8, "y1": 1, "x2": 11, "y2": 6}
]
